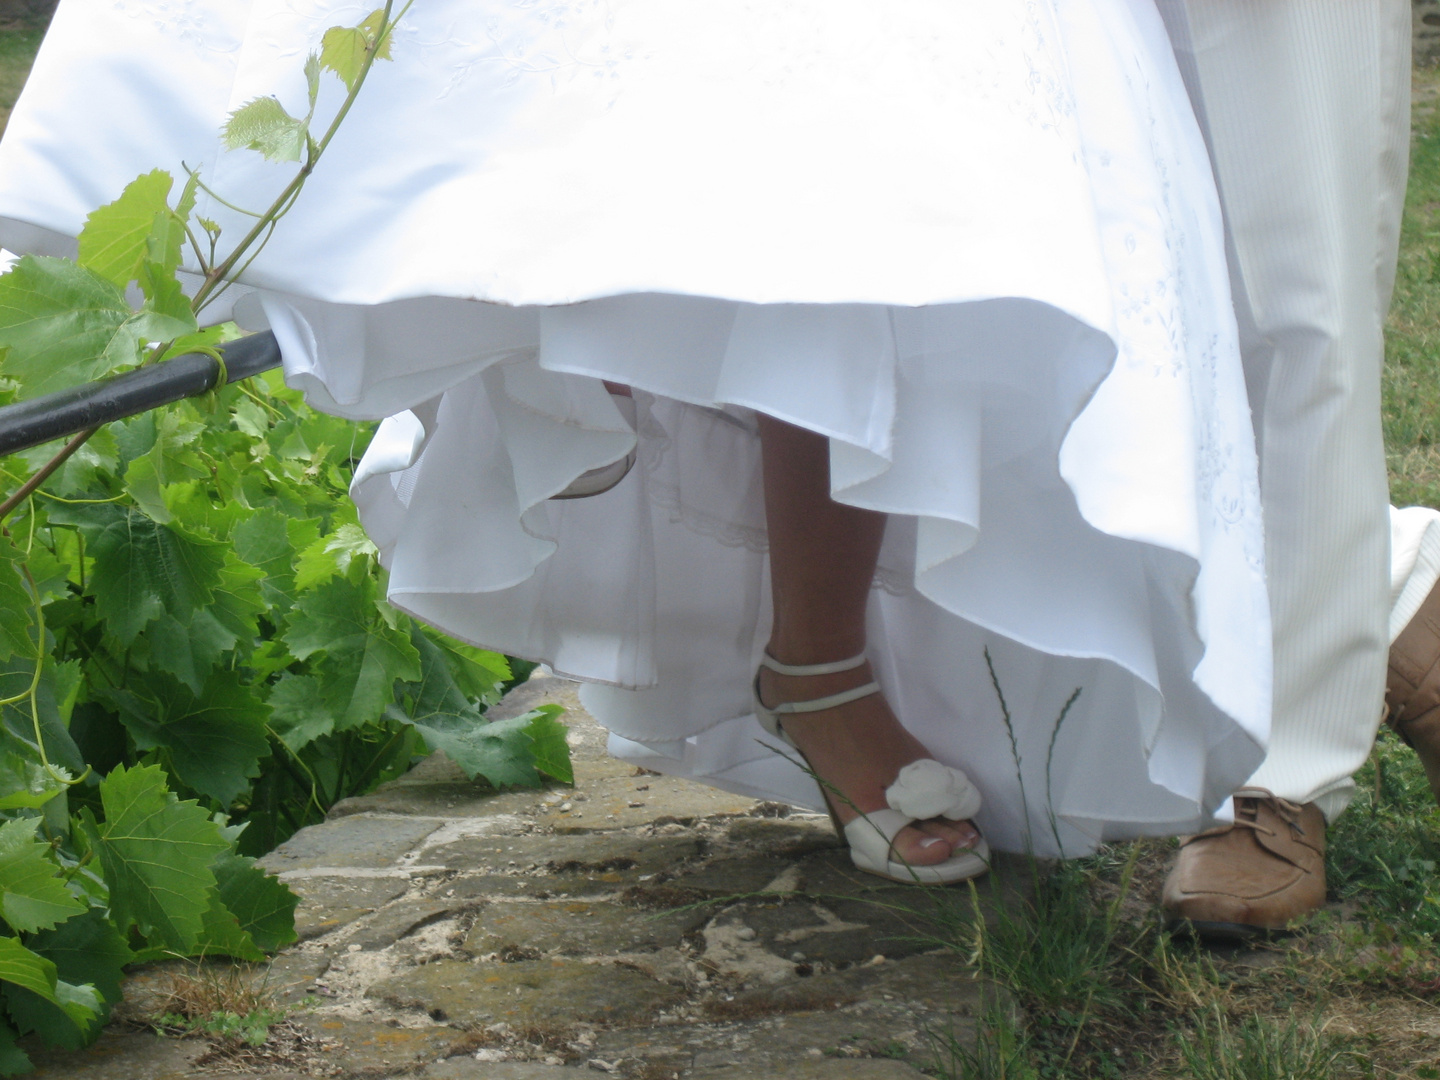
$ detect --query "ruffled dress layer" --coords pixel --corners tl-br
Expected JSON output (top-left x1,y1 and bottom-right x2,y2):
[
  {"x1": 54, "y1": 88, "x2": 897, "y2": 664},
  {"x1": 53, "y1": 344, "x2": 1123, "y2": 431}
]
[{"x1": 0, "y1": 0, "x2": 1270, "y2": 854}]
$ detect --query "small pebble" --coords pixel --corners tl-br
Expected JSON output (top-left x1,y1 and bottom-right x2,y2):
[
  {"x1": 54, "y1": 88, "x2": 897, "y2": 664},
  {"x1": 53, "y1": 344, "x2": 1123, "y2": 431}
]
[
  {"x1": 790, "y1": 951, "x2": 806, "y2": 963},
  {"x1": 346, "y1": 944, "x2": 362, "y2": 953},
  {"x1": 560, "y1": 802, "x2": 573, "y2": 812},
  {"x1": 628, "y1": 800, "x2": 645, "y2": 808},
  {"x1": 735, "y1": 927, "x2": 757, "y2": 941},
  {"x1": 868, "y1": 954, "x2": 887, "y2": 965}
]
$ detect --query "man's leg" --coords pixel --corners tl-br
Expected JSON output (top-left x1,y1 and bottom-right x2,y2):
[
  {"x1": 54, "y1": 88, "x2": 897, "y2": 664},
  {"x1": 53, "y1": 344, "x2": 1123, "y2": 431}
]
[{"x1": 1155, "y1": 0, "x2": 1410, "y2": 934}]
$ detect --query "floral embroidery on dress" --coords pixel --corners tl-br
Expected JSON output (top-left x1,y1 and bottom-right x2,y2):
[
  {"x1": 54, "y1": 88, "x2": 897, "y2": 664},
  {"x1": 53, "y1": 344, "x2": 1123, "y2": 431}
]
[{"x1": 111, "y1": 0, "x2": 240, "y2": 52}]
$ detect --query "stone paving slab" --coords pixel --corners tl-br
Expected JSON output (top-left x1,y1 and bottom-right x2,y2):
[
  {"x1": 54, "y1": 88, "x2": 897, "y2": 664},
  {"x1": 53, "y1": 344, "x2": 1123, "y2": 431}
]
[
  {"x1": 260, "y1": 815, "x2": 443, "y2": 873},
  {"x1": 294, "y1": 1016, "x2": 465, "y2": 1074},
  {"x1": 25, "y1": 1030, "x2": 203, "y2": 1080},
  {"x1": 27, "y1": 674, "x2": 999, "y2": 1079},
  {"x1": 463, "y1": 899, "x2": 709, "y2": 957},
  {"x1": 369, "y1": 957, "x2": 687, "y2": 1029}
]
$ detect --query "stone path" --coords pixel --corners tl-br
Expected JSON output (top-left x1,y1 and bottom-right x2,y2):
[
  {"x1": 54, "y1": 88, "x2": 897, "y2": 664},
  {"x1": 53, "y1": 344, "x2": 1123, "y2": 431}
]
[{"x1": 25, "y1": 676, "x2": 1012, "y2": 1080}]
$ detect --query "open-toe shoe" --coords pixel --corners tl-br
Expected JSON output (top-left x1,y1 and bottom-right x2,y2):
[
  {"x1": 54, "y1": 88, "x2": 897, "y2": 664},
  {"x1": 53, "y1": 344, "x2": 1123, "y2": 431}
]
[{"x1": 752, "y1": 651, "x2": 990, "y2": 885}]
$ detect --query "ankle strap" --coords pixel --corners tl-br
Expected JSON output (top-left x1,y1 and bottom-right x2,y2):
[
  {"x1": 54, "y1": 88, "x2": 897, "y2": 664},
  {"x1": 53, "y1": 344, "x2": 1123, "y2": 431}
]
[
  {"x1": 766, "y1": 681, "x2": 882, "y2": 717},
  {"x1": 759, "y1": 652, "x2": 868, "y2": 677}
]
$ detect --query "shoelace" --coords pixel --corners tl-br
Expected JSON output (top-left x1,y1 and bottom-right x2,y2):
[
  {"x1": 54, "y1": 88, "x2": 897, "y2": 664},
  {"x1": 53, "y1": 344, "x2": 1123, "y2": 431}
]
[
  {"x1": 1229, "y1": 790, "x2": 1308, "y2": 841},
  {"x1": 1185, "y1": 790, "x2": 1308, "y2": 845}
]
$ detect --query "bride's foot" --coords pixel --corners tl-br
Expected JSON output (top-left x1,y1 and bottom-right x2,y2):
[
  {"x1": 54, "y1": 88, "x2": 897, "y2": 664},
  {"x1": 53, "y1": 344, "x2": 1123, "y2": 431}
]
[{"x1": 756, "y1": 658, "x2": 982, "y2": 869}]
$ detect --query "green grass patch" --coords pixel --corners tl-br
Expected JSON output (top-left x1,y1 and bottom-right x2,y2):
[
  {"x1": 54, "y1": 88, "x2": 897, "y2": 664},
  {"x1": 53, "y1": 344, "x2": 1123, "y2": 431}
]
[
  {"x1": 1176, "y1": 1007, "x2": 1369, "y2": 1080},
  {"x1": 1328, "y1": 728, "x2": 1440, "y2": 941},
  {"x1": 1388, "y1": 72, "x2": 1440, "y2": 507},
  {"x1": 0, "y1": 18, "x2": 44, "y2": 139}
]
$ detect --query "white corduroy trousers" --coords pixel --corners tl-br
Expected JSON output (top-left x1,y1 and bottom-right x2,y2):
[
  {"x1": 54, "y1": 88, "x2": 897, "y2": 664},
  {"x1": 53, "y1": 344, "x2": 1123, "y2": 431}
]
[{"x1": 1156, "y1": 0, "x2": 1411, "y2": 820}]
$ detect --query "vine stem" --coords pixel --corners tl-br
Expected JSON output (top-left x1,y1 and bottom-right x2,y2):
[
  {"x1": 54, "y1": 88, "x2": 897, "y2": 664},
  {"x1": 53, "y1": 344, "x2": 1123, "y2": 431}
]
[
  {"x1": 0, "y1": 3, "x2": 414, "y2": 527},
  {"x1": 0, "y1": 427, "x2": 98, "y2": 525},
  {"x1": 191, "y1": 0, "x2": 406, "y2": 312}
]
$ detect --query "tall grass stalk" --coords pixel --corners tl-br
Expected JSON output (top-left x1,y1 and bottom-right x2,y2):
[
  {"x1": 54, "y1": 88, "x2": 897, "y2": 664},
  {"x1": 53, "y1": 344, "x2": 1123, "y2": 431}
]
[{"x1": 1177, "y1": 1007, "x2": 1367, "y2": 1080}]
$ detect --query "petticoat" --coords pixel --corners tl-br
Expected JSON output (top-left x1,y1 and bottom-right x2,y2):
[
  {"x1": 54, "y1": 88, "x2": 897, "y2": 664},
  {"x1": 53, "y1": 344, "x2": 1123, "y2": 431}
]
[{"x1": 0, "y1": 0, "x2": 1271, "y2": 855}]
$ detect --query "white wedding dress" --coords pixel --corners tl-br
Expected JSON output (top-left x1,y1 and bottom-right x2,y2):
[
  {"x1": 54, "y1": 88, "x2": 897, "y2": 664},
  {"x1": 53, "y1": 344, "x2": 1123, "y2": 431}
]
[{"x1": 0, "y1": 0, "x2": 1271, "y2": 855}]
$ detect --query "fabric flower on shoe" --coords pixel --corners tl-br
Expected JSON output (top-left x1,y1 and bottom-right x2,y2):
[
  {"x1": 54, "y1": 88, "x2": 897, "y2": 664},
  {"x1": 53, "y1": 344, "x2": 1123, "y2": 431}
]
[{"x1": 885, "y1": 759, "x2": 982, "y2": 821}]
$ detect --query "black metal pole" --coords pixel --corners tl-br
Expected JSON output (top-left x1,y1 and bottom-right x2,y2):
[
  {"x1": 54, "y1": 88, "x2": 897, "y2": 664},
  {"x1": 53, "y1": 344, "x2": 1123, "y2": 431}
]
[{"x1": 0, "y1": 331, "x2": 282, "y2": 458}]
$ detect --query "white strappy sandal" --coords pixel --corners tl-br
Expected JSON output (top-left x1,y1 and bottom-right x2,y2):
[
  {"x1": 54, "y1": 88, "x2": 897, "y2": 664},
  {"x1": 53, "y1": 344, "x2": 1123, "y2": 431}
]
[{"x1": 752, "y1": 651, "x2": 990, "y2": 885}]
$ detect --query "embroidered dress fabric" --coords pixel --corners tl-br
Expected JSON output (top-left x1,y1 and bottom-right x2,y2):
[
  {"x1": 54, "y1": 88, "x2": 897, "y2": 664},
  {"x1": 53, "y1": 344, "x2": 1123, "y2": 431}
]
[{"x1": 0, "y1": 0, "x2": 1271, "y2": 854}]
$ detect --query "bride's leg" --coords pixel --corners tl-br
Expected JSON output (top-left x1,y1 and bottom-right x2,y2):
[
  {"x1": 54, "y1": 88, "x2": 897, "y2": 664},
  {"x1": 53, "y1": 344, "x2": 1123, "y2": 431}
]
[{"x1": 757, "y1": 415, "x2": 979, "y2": 866}]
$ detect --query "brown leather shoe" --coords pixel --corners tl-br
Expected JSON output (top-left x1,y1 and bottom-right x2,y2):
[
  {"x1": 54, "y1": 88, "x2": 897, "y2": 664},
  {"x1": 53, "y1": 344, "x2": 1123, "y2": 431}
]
[
  {"x1": 1161, "y1": 790, "x2": 1326, "y2": 941},
  {"x1": 1385, "y1": 575, "x2": 1440, "y2": 805}
]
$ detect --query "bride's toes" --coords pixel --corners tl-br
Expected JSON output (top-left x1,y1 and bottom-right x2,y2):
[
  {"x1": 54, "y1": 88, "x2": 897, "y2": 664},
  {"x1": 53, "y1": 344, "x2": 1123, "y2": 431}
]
[
  {"x1": 916, "y1": 818, "x2": 981, "y2": 851},
  {"x1": 889, "y1": 825, "x2": 955, "y2": 866}
]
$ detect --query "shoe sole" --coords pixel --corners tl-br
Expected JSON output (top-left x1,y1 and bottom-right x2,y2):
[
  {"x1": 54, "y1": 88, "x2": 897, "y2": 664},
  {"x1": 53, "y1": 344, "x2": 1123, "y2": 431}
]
[
  {"x1": 1166, "y1": 917, "x2": 1288, "y2": 944},
  {"x1": 550, "y1": 452, "x2": 637, "y2": 500}
]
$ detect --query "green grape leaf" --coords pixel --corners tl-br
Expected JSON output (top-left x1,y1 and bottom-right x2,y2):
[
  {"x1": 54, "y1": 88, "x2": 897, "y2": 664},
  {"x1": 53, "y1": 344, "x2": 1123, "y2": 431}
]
[
  {"x1": 320, "y1": 10, "x2": 392, "y2": 94},
  {"x1": 231, "y1": 395, "x2": 270, "y2": 439},
  {"x1": 175, "y1": 170, "x2": 200, "y2": 228},
  {"x1": 232, "y1": 508, "x2": 299, "y2": 613},
  {"x1": 143, "y1": 611, "x2": 238, "y2": 694},
  {"x1": 75, "y1": 169, "x2": 173, "y2": 289},
  {"x1": 283, "y1": 576, "x2": 421, "y2": 730},
  {"x1": 137, "y1": 259, "x2": 198, "y2": 332},
  {"x1": 15, "y1": 426, "x2": 119, "y2": 499},
  {"x1": 145, "y1": 187, "x2": 194, "y2": 277},
  {"x1": 213, "y1": 851, "x2": 297, "y2": 953},
  {"x1": 0, "y1": 818, "x2": 85, "y2": 933},
  {"x1": 80, "y1": 763, "x2": 227, "y2": 951},
  {"x1": 98, "y1": 671, "x2": 270, "y2": 807},
  {"x1": 223, "y1": 96, "x2": 308, "y2": 163},
  {"x1": 319, "y1": 27, "x2": 368, "y2": 91},
  {"x1": 0, "y1": 937, "x2": 55, "y2": 1000},
  {"x1": 24, "y1": 908, "x2": 132, "y2": 1010},
  {"x1": 522, "y1": 704, "x2": 573, "y2": 785},
  {"x1": 0, "y1": 937, "x2": 98, "y2": 1034},
  {"x1": 0, "y1": 1017, "x2": 30, "y2": 1074},
  {"x1": 398, "y1": 627, "x2": 473, "y2": 716},
  {"x1": 359, "y1": 9, "x2": 393, "y2": 56},
  {"x1": 305, "y1": 51, "x2": 322, "y2": 109},
  {"x1": 112, "y1": 409, "x2": 159, "y2": 466},
  {"x1": 0, "y1": 751, "x2": 64, "y2": 811},
  {"x1": 1, "y1": 910, "x2": 129, "y2": 1054},
  {"x1": 0, "y1": 256, "x2": 193, "y2": 397},
  {"x1": 389, "y1": 635, "x2": 557, "y2": 787},
  {"x1": 265, "y1": 673, "x2": 334, "y2": 752},
  {"x1": 193, "y1": 886, "x2": 263, "y2": 962},
  {"x1": 20, "y1": 543, "x2": 70, "y2": 607},
  {"x1": 50, "y1": 660, "x2": 82, "y2": 726},
  {"x1": 87, "y1": 509, "x2": 227, "y2": 646},
  {"x1": 421, "y1": 630, "x2": 510, "y2": 708},
  {"x1": 120, "y1": 455, "x2": 170, "y2": 524},
  {"x1": 396, "y1": 708, "x2": 544, "y2": 790},
  {"x1": 205, "y1": 556, "x2": 266, "y2": 650},
  {"x1": 0, "y1": 974, "x2": 104, "y2": 1052},
  {"x1": 0, "y1": 656, "x2": 85, "y2": 778},
  {"x1": 0, "y1": 537, "x2": 34, "y2": 664},
  {"x1": 294, "y1": 522, "x2": 377, "y2": 591}
]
